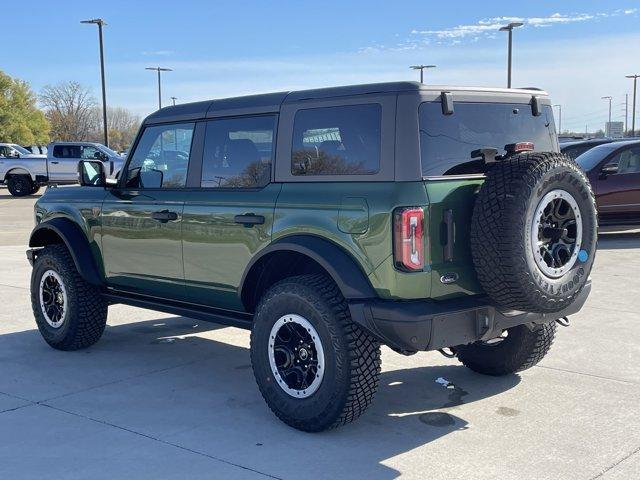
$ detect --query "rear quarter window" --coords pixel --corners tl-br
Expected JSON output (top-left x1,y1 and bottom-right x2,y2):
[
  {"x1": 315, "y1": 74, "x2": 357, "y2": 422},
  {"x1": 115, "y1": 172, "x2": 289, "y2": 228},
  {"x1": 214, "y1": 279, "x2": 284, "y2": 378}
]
[
  {"x1": 291, "y1": 104, "x2": 381, "y2": 175},
  {"x1": 419, "y1": 102, "x2": 558, "y2": 177}
]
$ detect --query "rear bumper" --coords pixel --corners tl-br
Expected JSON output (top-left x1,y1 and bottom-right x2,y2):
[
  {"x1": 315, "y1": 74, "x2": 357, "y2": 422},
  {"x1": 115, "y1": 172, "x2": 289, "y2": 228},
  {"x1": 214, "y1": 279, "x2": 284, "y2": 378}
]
[{"x1": 349, "y1": 281, "x2": 591, "y2": 354}]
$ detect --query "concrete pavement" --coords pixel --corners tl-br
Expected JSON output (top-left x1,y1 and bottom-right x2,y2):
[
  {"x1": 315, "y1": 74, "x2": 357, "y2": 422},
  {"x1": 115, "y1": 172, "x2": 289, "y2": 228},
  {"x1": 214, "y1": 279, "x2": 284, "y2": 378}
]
[{"x1": 0, "y1": 187, "x2": 639, "y2": 479}]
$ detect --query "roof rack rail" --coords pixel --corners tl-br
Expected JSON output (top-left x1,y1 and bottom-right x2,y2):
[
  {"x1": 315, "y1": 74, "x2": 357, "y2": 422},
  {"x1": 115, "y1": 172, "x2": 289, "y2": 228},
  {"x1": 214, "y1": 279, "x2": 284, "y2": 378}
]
[{"x1": 517, "y1": 87, "x2": 544, "y2": 91}]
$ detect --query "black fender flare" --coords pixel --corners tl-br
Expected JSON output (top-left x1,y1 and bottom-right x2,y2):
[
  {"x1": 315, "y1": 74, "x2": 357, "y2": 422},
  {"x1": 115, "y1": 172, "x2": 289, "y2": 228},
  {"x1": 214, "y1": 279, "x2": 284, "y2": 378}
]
[
  {"x1": 240, "y1": 235, "x2": 377, "y2": 305},
  {"x1": 29, "y1": 218, "x2": 103, "y2": 286}
]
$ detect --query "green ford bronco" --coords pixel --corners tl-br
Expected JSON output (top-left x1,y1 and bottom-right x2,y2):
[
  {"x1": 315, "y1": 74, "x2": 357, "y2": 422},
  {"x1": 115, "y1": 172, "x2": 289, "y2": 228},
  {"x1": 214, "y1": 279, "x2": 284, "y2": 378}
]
[{"x1": 27, "y1": 82, "x2": 597, "y2": 431}]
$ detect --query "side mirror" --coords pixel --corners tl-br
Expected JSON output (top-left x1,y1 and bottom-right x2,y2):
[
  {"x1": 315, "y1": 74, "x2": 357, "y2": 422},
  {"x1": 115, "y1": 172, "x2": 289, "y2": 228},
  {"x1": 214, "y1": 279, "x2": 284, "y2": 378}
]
[
  {"x1": 601, "y1": 163, "x2": 619, "y2": 176},
  {"x1": 139, "y1": 169, "x2": 163, "y2": 188},
  {"x1": 78, "y1": 160, "x2": 106, "y2": 187}
]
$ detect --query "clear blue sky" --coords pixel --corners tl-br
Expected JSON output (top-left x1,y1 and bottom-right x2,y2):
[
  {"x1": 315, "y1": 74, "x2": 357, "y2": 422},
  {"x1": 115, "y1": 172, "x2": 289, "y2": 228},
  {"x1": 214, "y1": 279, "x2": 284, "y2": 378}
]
[{"x1": 3, "y1": 0, "x2": 639, "y2": 132}]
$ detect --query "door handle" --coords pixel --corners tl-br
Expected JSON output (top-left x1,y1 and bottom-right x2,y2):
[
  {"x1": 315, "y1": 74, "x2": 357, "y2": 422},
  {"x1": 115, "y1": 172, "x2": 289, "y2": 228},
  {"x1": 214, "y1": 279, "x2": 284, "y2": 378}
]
[
  {"x1": 151, "y1": 210, "x2": 178, "y2": 223},
  {"x1": 51, "y1": 161, "x2": 59, "y2": 164},
  {"x1": 234, "y1": 214, "x2": 265, "y2": 226}
]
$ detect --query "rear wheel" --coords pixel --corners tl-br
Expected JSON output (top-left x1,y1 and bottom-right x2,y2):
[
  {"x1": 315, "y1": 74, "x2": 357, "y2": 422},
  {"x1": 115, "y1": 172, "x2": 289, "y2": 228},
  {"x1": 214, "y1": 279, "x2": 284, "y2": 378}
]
[
  {"x1": 456, "y1": 322, "x2": 556, "y2": 376},
  {"x1": 250, "y1": 274, "x2": 381, "y2": 431},
  {"x1": 7, "y1": 175, "x2": 33, "y2": 197},
  {"x1": 30, "y1": 245, "x2": 108, "y2": 350}
]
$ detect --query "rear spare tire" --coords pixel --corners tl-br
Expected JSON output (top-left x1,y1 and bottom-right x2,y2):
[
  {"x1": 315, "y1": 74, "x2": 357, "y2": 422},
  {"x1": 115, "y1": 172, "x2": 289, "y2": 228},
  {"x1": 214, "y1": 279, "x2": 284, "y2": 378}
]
[{"x1": 471, "y1": 152, "x2": 597, "y2": 313}]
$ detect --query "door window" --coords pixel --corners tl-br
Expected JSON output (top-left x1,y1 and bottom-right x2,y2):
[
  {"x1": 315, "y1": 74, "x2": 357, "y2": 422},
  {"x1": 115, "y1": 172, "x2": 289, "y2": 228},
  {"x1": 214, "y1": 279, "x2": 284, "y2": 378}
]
[
  {"x1": 124, "y1": 122, "x2": 195, "y2": 188},
  {"x1": 201, "y1": 116, "x2": 276, "y2": 188},
  {"x1": 612, "y1": 147, "x2": 640, "y2": 174},
  {"x1": 291, "y1": 104, "x2": 381, "y2": 175},
  {"x1": 80, "y1": 146, "x2": 102, "y2": 160},
  {"x1": 53, "y1": 145, "x2": 82, "y2": 158}
]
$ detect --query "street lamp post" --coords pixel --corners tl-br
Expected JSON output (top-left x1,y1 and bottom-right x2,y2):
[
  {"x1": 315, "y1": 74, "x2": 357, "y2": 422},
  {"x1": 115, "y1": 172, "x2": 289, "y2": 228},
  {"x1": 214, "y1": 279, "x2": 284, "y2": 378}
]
[
  {"x1": 499, "y1": 22, "x2": 523, "y2": 88},
  {"x1": 601, "y1": 96, "x2": 612, "y2": 135},
  {"x1": 624, "y1": 94, "x2": 629, "y2": 134},
  {"x1": 171, "y1": 96, "x2": 177, "y2": 106},
  {"x1": 553, "y1": 104, "x2": 562, "y2": 134},
  {"x1": 409, "y1": 64, "x2": 436, "y2": 83},
  {"x1": 81, "y1": 18, "x2": 109, "y2": 147},
  {"x1": 626, "y1": 74, "x2": 639, "y2": 135},
  {"x1": 145, "y1": 67, "x2": 173, "y2": 109}
]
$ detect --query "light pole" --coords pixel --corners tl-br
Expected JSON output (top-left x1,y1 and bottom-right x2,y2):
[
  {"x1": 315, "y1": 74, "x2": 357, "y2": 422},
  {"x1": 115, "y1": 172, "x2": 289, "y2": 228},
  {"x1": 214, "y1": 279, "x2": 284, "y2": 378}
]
[
  {"x1": 553, "y1": 104, "x2": 562, "y2": 134},
  {"x1": 171, "y1": 96, "x2": 177, "y2": 106},
  {"x1": 145, "y1": 67, "x2": 173, "y2": 109},
  {"x1": 624, "y1": 94, "x2": 629, "y2": 134},
  {"x1": 626, "y1": 74, "x2": 639, "y2": 135},
  {"x1": 602, "y1": 96, "x2": 612, "y2": 135},
  {"x1": 409, "y1": 65, "x2": 436, "y2": 84},
  {"x1": 81, "y1": 18, "x2": 109, "y2": 147},
  {"x1": 499, "y1": 22, "x2": 523, "y2": 88}
]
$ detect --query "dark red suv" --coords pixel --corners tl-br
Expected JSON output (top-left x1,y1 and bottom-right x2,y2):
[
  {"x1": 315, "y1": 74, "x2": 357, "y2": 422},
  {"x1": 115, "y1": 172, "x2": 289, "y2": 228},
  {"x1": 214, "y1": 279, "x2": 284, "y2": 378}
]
[{"x1": 576, "y1": 140, "x2": 640, "y2": 226}]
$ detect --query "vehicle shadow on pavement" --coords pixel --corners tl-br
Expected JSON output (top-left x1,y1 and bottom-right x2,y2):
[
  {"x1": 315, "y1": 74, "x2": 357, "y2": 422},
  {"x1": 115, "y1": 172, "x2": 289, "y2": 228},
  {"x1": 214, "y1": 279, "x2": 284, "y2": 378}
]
[
  {"x1": 597, "y1": 231, "x2": 640, "y2": 250},
  {"x1": 0, "y1": 316, "x2": 521, "y2": 479}
]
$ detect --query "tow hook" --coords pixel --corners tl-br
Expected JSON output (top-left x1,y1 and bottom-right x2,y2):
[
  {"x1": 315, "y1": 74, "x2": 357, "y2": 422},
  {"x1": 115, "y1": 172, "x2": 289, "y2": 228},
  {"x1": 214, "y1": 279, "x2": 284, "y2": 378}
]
[
  {"x1": 438, "y1": 347, "x2": 457, "y2": 359},
  {"x1": 556, "y1": 317, "x2": 570, "y2": 327}
]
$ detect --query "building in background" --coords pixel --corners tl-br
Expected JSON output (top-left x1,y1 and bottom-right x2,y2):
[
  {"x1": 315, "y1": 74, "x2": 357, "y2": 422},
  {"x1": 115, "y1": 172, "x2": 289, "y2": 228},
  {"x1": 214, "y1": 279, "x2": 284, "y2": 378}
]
[{"x1": 605, "y1": 121, "x2": 624, "y2": 138}]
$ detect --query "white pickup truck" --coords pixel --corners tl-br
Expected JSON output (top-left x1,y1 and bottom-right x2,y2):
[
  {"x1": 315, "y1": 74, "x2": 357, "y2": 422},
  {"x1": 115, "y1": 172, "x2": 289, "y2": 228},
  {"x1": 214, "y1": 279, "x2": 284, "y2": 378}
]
[{"x1": 0, "y1": 141, "x2": 124, "y2": 196}]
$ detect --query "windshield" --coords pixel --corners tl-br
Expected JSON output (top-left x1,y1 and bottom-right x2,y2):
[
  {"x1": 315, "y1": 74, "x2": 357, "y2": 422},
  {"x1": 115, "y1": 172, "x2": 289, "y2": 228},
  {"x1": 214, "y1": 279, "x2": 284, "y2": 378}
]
[
  {"x1": 575, "y1": 144, "x2": 618, "y2": 172},
  {"x1": 419, "y1": 102, "x2": 558, "y2": 176},
  {"x1": 10, "y1": 144, "x2": 31, "y2": 155},
  {"x1": 100, "y1": 146, "x2": 120, "y2": 157}
]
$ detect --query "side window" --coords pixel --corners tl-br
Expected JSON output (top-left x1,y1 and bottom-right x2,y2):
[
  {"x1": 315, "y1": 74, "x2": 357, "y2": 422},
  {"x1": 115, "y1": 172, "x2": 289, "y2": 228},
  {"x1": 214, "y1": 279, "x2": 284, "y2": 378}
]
[
  {"x1": 291, "y1": 104, "x2": 381, "y2": 175},
  {"x1": 124, "y1": 122, "x2": 195, "y2": 189},
  {"x1": 80, "y1": 146, "x2": 100, "y2": 160},
  {"x1": 53, "y1": 145, "x2": 81, "y2": 158},
  {"x1": 0, "y1": 146, "x2": 9, "y2": 157},
  {"x1": 201, "y1": 115, "x2": 276, "y2": 188},
  {"x1": 53, "y1": 146, "x2": 66, "y2": 158},
  {"x1": 613, "y1": 147, "x2": 640, "y2": 174}
]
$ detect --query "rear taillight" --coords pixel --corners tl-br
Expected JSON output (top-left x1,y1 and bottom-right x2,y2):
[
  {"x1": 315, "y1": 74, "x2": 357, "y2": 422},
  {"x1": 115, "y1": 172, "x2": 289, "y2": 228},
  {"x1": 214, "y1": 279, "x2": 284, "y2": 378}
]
[
  {"x1": 393, "y1": 207, "x2": 425, "y2": 271},
  {"x1": 505, "y1": 142, "x2": 535, "y2": 155}
]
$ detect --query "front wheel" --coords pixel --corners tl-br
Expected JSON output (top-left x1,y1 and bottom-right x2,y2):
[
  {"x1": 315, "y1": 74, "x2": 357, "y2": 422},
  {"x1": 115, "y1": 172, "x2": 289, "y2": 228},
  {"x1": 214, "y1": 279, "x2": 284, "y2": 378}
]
[
  {"x1": 250, "y1": 274, "x2": 381, "y2": 432},
  {"x1": 456, "y1": 322, "x2": 557, "y2": 376},
  {"x1": 31, "y1": 245, "x2": 108, "y2": 350}
]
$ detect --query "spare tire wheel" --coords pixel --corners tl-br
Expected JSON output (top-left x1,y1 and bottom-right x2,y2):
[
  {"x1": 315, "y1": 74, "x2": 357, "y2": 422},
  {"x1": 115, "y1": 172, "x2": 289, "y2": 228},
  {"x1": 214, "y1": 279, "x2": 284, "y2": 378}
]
[{"x1": 470, "y1": 152, "x2": 597, "y2": 313}]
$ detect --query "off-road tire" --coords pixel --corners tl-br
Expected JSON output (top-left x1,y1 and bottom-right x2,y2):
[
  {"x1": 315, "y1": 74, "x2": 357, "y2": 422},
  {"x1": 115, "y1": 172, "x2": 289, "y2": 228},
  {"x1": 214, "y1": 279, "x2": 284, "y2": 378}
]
[
  {"x1": 7, "y1": 175, "x2": 33, "y2": 197},
  {"x1": 456, "y1": 322, "x2": 556, "y2": 376},
  {"x1": 471, "y1": 152, "x2": 597, "y2": 313},
  {"x1": 250, "y1": 274, "x2": 381, "y2": 432},
  {"x1": 31, "y1": 244, "x2": 108, "y2": 350}
]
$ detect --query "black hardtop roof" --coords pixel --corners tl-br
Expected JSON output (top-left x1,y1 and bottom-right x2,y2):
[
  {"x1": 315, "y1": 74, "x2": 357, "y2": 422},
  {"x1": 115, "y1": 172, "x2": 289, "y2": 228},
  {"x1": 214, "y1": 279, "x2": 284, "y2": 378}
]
[{"x1": 143, "y1": 81, "x2": 546, "y2": 125}]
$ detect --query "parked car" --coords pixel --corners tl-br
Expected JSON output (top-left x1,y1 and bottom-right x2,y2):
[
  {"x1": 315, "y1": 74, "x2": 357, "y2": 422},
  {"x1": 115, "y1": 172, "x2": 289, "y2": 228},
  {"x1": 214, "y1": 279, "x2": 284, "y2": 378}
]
[
  {"x1": 0, "y1": 141, "x2": 123, "y2": 196},
  {"x1": 575, "y1": 140, "x2": 640, "y2": 226},
  {"x1": 22, "y1": 145, "x2": 48, "y2": 155},
  {"x1": 561, "y1": 138, "x2": 614, "y2": 160},
  {"x1": 27, "y1": 82, "x2": 597, "y2": 431},
  {"x1": 558, "y1": 135, "x2": 586, "y2": 143},
  {"x1": 0, "y1": 143, "x2": 45, "y2": 158}
]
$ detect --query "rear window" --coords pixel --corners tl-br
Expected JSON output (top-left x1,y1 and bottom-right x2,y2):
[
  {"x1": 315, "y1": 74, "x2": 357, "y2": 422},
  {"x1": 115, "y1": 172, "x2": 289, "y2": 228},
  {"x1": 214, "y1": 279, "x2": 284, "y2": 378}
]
[
  {"x1": 419, "y1": 102, "x2": 557, "y2": 176},
  {"x1": 291, "y1": 104, "x2": 381, "y2": 175}
]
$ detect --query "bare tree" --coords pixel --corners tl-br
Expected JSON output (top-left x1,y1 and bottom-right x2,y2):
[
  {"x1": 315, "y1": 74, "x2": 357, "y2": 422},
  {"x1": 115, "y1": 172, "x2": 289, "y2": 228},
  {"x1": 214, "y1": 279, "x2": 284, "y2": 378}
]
[
  {"x1": 89, "y1": 106, "x2": 140, "y2": 151},
  {"x1": 40, "y1": 82, "x2": 98, "y2": 141}
]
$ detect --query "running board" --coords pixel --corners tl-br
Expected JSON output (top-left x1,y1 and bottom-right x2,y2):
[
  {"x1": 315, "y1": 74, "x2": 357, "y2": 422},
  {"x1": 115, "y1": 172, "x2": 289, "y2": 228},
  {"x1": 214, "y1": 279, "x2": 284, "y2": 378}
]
[{"x1": 102, "y1": 290, "x2": 253, "y2": 330}]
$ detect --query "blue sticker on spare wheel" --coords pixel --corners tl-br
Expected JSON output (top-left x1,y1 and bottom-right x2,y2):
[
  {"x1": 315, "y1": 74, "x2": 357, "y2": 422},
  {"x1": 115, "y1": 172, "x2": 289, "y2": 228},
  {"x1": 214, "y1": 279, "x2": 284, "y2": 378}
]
[{"x1": 578, "y1": 250, "x2": 588, "y2": 262}]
